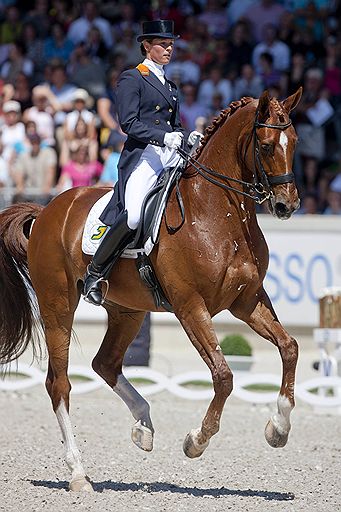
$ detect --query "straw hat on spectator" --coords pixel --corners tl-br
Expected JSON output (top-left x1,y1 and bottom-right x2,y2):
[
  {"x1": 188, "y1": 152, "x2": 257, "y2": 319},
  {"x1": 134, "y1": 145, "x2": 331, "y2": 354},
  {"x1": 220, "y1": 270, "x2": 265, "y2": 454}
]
[
  {"x1": 72, "y1": 89, "x2": 93, "y2": 109},
  {"x1": 2, "y1": 100, "x2": 21, "y2": 113}
]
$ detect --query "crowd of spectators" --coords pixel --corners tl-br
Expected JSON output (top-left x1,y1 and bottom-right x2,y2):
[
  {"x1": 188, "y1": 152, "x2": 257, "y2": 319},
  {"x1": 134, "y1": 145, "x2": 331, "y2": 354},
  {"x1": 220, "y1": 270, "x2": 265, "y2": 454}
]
[{"x1": 0, "y1": 0, "x2": 340, "y2": 215}]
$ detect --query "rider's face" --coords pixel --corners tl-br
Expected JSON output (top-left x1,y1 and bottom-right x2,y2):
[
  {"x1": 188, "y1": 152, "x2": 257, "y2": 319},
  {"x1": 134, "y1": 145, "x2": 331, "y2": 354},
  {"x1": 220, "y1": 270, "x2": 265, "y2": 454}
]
[{"x1": 144, "y1": 38, "x2": 174, "y2": 65}]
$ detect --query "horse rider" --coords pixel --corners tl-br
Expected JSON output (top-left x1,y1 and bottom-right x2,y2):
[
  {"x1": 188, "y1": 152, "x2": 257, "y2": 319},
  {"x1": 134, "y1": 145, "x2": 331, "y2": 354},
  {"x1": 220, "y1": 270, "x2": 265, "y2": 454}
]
[{"x1": 83, "y1": 19, "x2": 202, "y2": 305}]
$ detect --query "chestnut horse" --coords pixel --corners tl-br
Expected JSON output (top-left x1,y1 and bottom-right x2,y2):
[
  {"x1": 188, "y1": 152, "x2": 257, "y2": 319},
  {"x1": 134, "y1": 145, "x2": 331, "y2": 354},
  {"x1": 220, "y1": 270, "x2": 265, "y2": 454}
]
[{"x1": 0, "y1": 89, "x2": 302, "y2": 492}]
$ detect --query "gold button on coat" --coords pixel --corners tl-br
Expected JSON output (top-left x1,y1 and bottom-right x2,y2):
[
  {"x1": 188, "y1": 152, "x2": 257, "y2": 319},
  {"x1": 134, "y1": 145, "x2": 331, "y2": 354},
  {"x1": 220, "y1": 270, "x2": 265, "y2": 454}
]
[
  {"x1": 155, "y1": 119, "x2": 160, "y2": 124},
  {"x1": 168, "y1": 107, "x2": 173, "y2": 112},
  {"x1": 155, "y1": 105, "x2": 160, "y2": 110},
  {"x1": 166, "y1": 121, "x2": 170, "y2": 125}
]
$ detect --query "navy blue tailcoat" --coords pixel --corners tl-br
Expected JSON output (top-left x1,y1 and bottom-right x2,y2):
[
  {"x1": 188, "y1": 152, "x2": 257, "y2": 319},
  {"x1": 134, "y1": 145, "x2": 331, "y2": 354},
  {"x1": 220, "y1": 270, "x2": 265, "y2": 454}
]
[{"x1": 100, "y1": 64, "x2": 188, "y2": 225}]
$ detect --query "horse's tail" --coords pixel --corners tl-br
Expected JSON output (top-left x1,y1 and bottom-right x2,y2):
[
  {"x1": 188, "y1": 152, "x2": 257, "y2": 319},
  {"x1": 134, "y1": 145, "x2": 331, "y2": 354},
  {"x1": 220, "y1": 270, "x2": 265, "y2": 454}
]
[{"x1": 0, "y1": 202, "x2": 44, "y2": 365}]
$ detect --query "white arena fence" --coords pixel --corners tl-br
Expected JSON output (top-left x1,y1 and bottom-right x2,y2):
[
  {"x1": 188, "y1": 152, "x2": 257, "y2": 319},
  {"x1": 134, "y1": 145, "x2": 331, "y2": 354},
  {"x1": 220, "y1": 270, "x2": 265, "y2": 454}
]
[{"x1": 1, "y1": 363, "x2": 341, "y2": 410}]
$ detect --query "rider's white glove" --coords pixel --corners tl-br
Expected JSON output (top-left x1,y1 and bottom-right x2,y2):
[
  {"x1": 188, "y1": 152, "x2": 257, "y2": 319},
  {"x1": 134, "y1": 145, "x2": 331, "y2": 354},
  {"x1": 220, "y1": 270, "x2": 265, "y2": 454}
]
[
  {"x1": 164, "y1": 131, "x2": 184, "y2": 149},
  {"x1": 187, "y1": 130, "x2": 203, "y2": 147}
]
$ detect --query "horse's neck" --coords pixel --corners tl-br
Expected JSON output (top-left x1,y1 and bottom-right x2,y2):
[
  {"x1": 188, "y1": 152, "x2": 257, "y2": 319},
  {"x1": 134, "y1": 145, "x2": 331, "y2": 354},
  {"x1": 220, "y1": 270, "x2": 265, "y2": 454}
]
[{"x1": 186, "y1": 110, "x2": 256, "y2": 219}]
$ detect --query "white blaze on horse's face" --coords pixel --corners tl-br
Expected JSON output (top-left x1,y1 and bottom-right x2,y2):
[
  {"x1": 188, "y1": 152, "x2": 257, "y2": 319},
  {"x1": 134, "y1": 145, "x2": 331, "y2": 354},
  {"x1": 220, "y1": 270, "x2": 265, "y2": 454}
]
[{"x1": 279, "y1": 131, "x2": 289, "y2": 171}]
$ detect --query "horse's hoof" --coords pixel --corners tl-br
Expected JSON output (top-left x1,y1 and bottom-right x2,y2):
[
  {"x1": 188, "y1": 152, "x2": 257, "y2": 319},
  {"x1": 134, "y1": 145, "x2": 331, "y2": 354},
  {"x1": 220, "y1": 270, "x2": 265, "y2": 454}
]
[
  {"x1": 183, "y1": 428, "x2": 209, "y2": 458},
  {"x1": 69, "y1": 476, "x2": 94, "y2": 492},
  {"x1": 131, "y1": 420, "x2": 153, "y2": 452},
  {"x1": 265, "y1": 419, "x2": 289, "y2": 448}
]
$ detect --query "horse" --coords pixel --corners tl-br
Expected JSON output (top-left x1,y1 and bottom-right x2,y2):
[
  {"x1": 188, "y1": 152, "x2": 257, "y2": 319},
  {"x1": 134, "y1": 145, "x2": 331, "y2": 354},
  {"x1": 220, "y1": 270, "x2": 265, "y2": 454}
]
[{"x1": 0, "y1": 89, "x2": 302, "y2": 492}]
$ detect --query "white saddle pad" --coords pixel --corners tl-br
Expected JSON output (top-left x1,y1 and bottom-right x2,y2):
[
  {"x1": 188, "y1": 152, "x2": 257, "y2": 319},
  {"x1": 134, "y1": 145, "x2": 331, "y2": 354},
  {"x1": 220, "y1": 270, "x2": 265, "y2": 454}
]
[
  {"x1": 82, "y1": 190, "x2": 154, "y2": 258},
  {"x1": 82, "y1": 171, "x2": 176, "y2": 257},
  {"x1": 82, "y1": 190, "x2": 113, "y2": 256}
]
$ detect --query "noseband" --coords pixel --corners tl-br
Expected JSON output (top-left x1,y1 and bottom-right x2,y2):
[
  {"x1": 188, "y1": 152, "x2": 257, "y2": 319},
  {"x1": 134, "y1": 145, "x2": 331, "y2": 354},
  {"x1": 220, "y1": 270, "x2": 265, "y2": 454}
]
[{"x1": 177, "y1": 108, "x2": 294, "y2": 205}]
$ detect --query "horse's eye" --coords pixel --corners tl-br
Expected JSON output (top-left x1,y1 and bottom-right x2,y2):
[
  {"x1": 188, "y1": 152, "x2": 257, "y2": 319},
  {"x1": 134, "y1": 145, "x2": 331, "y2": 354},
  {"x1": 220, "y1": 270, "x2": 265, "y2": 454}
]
[{"x1": 261, "y1": 144, "x2": 270, "y2": 152}]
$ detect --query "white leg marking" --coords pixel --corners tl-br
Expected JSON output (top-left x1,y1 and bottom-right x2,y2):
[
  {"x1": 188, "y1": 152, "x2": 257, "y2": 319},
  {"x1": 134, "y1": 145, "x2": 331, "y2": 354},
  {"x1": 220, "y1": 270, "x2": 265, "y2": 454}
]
[
  {"x1": 279, "y1": 132, "x2": 288, "y2": 170},
  {"x1": 56, "y1": 399, "x2": 86, "y2": 481},
  {"x1": 271, "y1": 394, "x2": 293, "y2": 436}
]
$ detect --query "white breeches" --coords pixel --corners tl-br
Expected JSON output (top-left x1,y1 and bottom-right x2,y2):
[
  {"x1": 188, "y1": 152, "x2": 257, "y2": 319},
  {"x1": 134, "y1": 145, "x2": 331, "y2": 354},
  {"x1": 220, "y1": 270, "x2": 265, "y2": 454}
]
[{"x1": 124, "y1": 144, "x2": 181, "y2": 229}]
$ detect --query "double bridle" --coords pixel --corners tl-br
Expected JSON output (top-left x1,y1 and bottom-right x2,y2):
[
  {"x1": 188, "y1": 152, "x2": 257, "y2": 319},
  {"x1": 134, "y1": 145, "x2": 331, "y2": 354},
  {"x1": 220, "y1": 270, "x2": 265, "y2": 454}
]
[{"x1": 177, "y1": 109, "x2": 294, "y2": 205}]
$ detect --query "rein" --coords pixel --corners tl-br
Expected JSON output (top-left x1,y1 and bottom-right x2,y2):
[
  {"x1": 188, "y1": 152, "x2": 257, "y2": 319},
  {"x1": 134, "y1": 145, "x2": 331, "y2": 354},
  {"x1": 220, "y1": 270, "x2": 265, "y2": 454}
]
[{"x1": 177, "y1": 110, "x2": 294, "y2": 206}]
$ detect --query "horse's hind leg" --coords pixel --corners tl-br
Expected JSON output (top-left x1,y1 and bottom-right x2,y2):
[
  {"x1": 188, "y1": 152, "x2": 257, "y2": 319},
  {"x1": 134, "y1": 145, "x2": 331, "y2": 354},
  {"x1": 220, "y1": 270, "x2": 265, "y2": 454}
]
[
  {"x1": 34, "y1": 270, "x2": 92, "y2": 492},
  {"x1": 92, "y1": 305, "x2": 154, "y2": 451},
  {"x1": 175, "y1": 296, "x2": 233, "y2": 458},
  {"x1": 231, "y1": 287, "x2": 299, "y2": 448},
  {"x1": 43, "y1": 312, "x2": 93, "y2": 492}
]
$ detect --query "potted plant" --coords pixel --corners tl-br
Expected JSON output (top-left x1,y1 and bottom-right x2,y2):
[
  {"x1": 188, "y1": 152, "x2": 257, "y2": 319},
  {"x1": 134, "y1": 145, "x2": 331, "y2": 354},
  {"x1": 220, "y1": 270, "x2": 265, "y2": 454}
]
[{"x1": 219, "y1": 333, "x2": 254, "y2": 372}]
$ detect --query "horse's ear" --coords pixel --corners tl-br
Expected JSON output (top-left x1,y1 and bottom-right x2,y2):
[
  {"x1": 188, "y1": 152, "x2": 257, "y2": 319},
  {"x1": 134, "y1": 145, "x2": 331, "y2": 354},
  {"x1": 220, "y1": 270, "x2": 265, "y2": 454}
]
[
  {"x1": 257, "y1": 90, "x2": 270, "y2": 122},
  {"x1": 281, "y1": 87, "x2": 303, "y2": 114}
]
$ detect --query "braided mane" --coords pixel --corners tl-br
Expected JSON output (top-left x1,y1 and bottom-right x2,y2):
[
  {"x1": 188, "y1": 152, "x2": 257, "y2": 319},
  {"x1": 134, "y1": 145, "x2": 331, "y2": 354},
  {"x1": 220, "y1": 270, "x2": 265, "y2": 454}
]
[
  {"x1": 194, "y1": 96, "x2": 254, "y2": 159},
  {"x1": 271, "y1": 98, "x2": 286, "y2": 123}
]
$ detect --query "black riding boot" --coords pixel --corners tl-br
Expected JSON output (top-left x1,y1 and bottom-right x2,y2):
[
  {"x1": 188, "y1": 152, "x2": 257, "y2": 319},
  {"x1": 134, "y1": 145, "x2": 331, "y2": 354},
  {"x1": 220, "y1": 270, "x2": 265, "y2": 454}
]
[{"x1": 83, "y1": 211, "x2": 135, "y2": 305}]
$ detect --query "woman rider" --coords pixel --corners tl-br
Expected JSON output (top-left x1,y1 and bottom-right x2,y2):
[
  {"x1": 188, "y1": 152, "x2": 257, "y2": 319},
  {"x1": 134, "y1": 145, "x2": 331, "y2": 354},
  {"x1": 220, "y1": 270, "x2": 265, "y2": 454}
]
[{"x1": 83, "y1": 20, "x2": 202, "y2": 305}]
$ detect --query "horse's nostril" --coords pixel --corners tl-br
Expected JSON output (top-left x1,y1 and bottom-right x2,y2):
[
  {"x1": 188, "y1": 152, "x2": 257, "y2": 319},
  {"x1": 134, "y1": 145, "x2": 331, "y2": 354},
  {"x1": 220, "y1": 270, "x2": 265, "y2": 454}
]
[{"x1": 275, "y1": 202, "x2": 289, "y2": 216}]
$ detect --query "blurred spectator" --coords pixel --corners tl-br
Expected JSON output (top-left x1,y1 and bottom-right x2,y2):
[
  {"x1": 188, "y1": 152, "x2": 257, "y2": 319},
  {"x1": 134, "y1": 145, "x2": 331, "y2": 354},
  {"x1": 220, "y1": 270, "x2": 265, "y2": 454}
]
[
  {"x1": 20, "y1": 22, "x2": 44, "y2": 75},
  {"x1": 297, "y1": 191, "x2": 318, "y2": 214},
  {"x1": 63, "y1": 88, "x2": 96, "y2": 141},
  {"x1": 234, "y1": 64, "x2": 263, "y2": 99},
  {"x1": 24, "y1": 0, "x2": 51, "y2": 39},
  {"x1": 67, "y1": 0, "x2": 113, "y2": 49},
  {"x1": 68, "y1": 42, "x2": 106, "y2": 99},
  {"x1": 97, "y1": 132, "x2": 126, "y2": 187},
  {"x1": 198, "y1": 0, "x2": 229, "y2": 38},
  {"x1": 290, "y1": 26, "x2": 325, "y2": 66},
  {"x1": 0, "y1": 141, "x2": 10, "y2": 188},
  {"x1": 324, "y1": 35, "x2": 341, "y2": 108},
  {"x1": 0, "y1": 100, "x2": 25, "y2": 163},
  {"x1": 112, "y1": 26, "x2": 141, "y2": 68},
  {"x1": 277, "y1": 10, "x2": 296, "y2": 48},
  {"x1": 48, "y1": 0, "x2": 74, "y2": 29},
  {"x1": 56, "y1": 142, "x2": 102, "y2": 192},
  {"x1": 112, "y1": 2, "x2": 139, "y2": 40},
  {"x1": 284, "y1": 52, "x2": 306, "y2": 95},
  {"x1": 291, "y1": 0, "x2": 329, "y2": 41},
  {"x1": 227, "y1": 0, "x2": 255, "y2": 26},
  {"x1": 243, "y1": 0, "x2": 287, "y2": 43},
  {"x1": 180, "y1": 83, "x2": 208, "y2": 131},
  {"x1": 84, "y1": 25, "x2": 107, "y2": 61},
  {"x1": 252, "y1": 23, "x2": 290, "y2": 75},
  {"x1": 45, "y1": 63, "x2": 77, "y2": 128},
  {"x1": 166, "y1": 39, "x2": 200, "y2": 85},
  {"x1": 12, "y1": 132, "x2": 57, "y2": 205},
  {"x1": 0, "y1": 5, "x2": 22, "y2": 44},
  {"x1": 198, "y1": 65, "x2": 233, "y2": 111},
  {"x1": 228, "y1": 21, "x2": 253, "y2": 75},
  {"x1": 0, "y1": 80, "x2": 14, "y2": 127},
  {"x1": 12, "y1": 119, "x2": 45, "y2": 158},
  {"x1": 294, "y1": 67, "x2": 334, "y2": 193},
  {"x1": 323, "y1": 190, "x2": 341, "y2": 215},
  {"x1": 23, "y1": 85, "x2": 55, "y2": 147},
  {"x1": 97, "y1": 67, "x2": 125, "y2": 146},
  {"x1": 258, "y1": 52, "x2": 283, "y2": 90},
  {"x1": 0, "y1": 40, "x2": 34, "y2": 84},
  {"x1": 59, "y1": 116, "x2": 98, "y2": 167},
  {"x1": 10, "y1": 71, "x2": 32, "y2": 111},
  {"x1": 43, "y1": 21, "x2": 74, "y2": 65}
]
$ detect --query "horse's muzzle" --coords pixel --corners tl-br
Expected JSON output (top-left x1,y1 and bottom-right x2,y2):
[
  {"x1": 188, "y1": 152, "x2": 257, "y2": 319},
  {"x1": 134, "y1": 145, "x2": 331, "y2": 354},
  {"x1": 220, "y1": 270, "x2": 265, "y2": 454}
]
[{"x1": 274, "y1": 198, "x2": 300, "y2": 219}]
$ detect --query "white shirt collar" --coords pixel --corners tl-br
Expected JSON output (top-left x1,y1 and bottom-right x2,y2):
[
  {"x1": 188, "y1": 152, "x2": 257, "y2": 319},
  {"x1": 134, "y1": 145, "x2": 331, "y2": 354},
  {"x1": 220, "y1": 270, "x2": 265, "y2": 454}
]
[{"x1": 143, "y1": 58, "x2": 165, "y2": 84}]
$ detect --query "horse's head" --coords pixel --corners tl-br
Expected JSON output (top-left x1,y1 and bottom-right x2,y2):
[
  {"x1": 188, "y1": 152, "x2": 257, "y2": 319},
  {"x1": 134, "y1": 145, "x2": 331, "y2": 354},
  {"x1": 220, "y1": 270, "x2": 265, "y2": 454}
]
[{"x1": 252, "y1": 88, "x2": 302, "y2": 219}]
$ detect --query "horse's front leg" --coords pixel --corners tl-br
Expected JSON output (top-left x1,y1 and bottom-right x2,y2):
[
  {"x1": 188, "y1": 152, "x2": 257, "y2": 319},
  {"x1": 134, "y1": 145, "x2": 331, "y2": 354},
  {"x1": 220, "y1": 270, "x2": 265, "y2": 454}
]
[
  {"x1": 231, "y1": 287, "x2": 299, "y2": 448},
  {"x1": 92, "y1": 305, "x2": 154, "y2": 452},
  {"x1": 175, "y1": 296, "x2": 233, "y2": 458}
]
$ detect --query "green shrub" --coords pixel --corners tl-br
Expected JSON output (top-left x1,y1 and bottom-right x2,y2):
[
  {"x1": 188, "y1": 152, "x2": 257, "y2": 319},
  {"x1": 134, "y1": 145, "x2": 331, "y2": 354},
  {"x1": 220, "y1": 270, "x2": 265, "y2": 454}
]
[{"x1": 219, "y1": 334, "x2": 252, "y2": 356}]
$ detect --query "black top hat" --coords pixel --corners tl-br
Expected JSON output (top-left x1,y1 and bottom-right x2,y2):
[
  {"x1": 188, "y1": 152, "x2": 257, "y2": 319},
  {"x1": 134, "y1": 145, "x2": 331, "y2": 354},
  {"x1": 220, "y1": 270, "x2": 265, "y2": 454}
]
[{"x1": 136, "y1": 20, "x2": 179, "y2": 42}]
